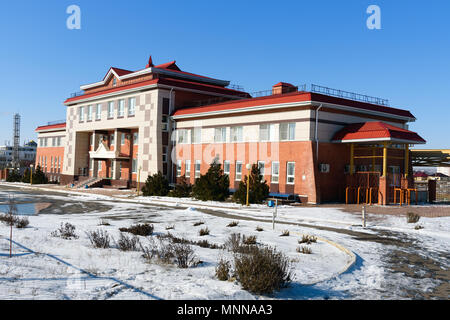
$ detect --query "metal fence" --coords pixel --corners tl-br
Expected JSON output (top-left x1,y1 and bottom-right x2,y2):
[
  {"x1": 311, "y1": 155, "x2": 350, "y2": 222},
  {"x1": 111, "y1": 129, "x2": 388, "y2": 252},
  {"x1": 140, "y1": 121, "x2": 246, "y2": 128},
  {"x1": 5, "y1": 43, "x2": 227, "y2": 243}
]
[{"x1": 310, "y1": 84, "x2": 390, "y2": 107}]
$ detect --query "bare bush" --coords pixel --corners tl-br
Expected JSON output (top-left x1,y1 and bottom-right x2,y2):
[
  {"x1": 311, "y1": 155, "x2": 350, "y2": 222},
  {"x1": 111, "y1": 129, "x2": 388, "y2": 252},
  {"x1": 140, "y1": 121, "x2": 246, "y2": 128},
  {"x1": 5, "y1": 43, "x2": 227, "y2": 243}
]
[
  {"x1": 119, "y1": 223, "x2": 154, "y2": 236},
  {"x1": 98, "y1": 219, "x2": 111, "y2": 226},
  {"x1": 256, "y1": 226, "x2": 264, "y2": 232},
  {"x1": 296, "y1": 246, "x2": 312, "y2": 254},
  {"x1": 193, "y1": 221, "x2": 205, "y2": 227},
  {"x1": 173, "y1": 243, "x2": 198, "y2": 268},
  {"x1": 234, "y1": 245, "x2": 292, "y2": 295},
  {"x1": 407, "y1": 212, "x2": 420, "y2": 224},
  {"x1": 86, "y1": 229, "x2": 111, "y2": 248},
  {"x1": 165, "y1": 225, "x2": 175, "y2": 230},
  {"x1": 51, "y1": 222, "x2": 78, "y2": 239},
  {"x1": 227, "y1": 221, "x2": 239, "y2": 227},
  {"x1": 14, "y1": 217, "x2": 29, "y2": 229},
  {"x1": 0, "y1": 214, "x2": 29, "y2": 228},
  {"x1": 199, "y1": 227, "x2": 210, "y2": 236},
  {"x1": 215, "y1": 258, "x2": 231, "y2": 281},
  {"x1": 298, "y1": 235, "x2": 317, "y2": 245},
  {"x1": 243, "y1": 235, "x2": 257, "y2": 245},
  {"x1": 117, "y1": 233, "x2": 140, "y2": 251},
  {"x1": 280, "y1": 230, "x2": 290, "y2": 237}
]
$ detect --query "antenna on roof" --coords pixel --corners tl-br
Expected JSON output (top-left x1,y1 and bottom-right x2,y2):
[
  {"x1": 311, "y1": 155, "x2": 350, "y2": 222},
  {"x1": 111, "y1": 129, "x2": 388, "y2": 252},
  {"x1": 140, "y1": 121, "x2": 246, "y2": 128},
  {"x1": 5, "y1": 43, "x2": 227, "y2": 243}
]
[{"x1": 146, "y1": 55, "x2": 154, "y2": 68}]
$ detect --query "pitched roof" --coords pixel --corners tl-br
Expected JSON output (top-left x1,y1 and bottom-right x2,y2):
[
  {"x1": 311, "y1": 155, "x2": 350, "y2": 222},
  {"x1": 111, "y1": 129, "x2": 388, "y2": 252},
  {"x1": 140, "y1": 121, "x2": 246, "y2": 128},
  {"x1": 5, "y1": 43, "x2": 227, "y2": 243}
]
[
  {"x1": 332, "y1": 121, "x2": 426, "y2": 144},
  {"x1": 35, "y1": 122, "x2": 66, "y2": 132}
]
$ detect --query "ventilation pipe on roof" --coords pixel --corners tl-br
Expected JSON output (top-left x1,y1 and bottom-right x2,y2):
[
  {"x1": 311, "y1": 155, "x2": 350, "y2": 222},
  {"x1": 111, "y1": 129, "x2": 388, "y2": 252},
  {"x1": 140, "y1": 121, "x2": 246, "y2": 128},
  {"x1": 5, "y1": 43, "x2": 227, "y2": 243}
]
[{"x1": 315, "y1": 104, "x2": 323, "y2": 163}]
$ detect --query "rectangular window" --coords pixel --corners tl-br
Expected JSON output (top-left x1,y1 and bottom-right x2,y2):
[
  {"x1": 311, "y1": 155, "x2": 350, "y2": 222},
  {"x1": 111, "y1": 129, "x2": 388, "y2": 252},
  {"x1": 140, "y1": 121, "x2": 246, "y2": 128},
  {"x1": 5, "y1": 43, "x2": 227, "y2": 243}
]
[
  {"x1": 52, "y1": 137, "x2": 56, "y2": 147},
  {"x1": 162, "y1": 115, "x2": 169, "y2": 131},
  {"x1": 191, "y1": 128, "x2": 201, "y2": 144},
  {"x1": 120, "y1": 133, "x2": 125, "y2": 145},
  {"x1": 90, "y1": 134, "x2": 94, "y2": 147},
  {"x1": 58, "y1": 157, "x2": 61, "y2": 170},
  {"x1": 79, "y1": 107, "x2": 85, "y2": 121},
  {"x1": 162, "y1": 146, "x2": 168, "y2": 163},
  {"x1": 132, "y1": 159, "x2": 137, "y2": 173},
  {"x1": 96, "y1": 104, "x2": 102, "y2": 120},
  {"x1": 260, "y1": 124, "x2": 275, "y2": 141},
  {"x1": 118, "y1": 100, "x2": 124, "y2": 117},
  {"x1": 185, "y1": 160, "x2": 191, "y2": 178},
  {"x1": 194, "y1": 160, "x2": 201, "y2": 178},
  {"x1": 177, "y1": 129, "x2": 189, "y2": 144},
  {"x1": 287, "y1": 162, "x2": 295, "y2": 184},
  {"x1": 128, "y1": 97, "x2": 136, "y2": 116},
  {"x1": 223, "y1": 160, "x2": 230, "y2": 176},
  {"x1": 271, "y1": 162, "x2": 279, "y2": 183},
  {"x1": 98, "y1": 160, "x2": 102, "y2": 172},
  {"x1": 87, "y1": 105, "x2": 93, "y2": 121},
  {"x1": 214, "y1": 127, "x2": 227, "y2": 143},
  {"x1": 235, "y1": 161, "x2": 243, "y2": 181},
  {"x1": 280, "y1": 123, "x2": 296, "y2": 141},
  {"x1": 258, "y1": 161, "x2": 265, "y2": 179},
  {"x1": 90, "y1": 159, "x2": 94, "y2": 171},
  {"x1": 108, "y1": 102, "x2": 114, "y2": 118},
  {"x1": 133, "y1": 132, "x2": 139, "y2": 145},
  {"x1": 176, "y1": 160, "x2": 182, "y2": 177},
  {"x1": 230, "y1": 126, "x2": 243, "y2": 142}
]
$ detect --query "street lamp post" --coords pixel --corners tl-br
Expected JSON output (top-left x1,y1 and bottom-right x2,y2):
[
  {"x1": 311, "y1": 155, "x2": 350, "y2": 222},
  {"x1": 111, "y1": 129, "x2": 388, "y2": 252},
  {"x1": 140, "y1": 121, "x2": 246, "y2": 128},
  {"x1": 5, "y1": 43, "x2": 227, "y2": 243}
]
[
  {"x1": 137, "y1": 166, "x2": 142, "y2": 197},
  {"x1": 30, "y1": 164, "x2": 34, "y2": 185},
  {"x1": 246, "y1": 163, "x2": 252, "y2": 207}
]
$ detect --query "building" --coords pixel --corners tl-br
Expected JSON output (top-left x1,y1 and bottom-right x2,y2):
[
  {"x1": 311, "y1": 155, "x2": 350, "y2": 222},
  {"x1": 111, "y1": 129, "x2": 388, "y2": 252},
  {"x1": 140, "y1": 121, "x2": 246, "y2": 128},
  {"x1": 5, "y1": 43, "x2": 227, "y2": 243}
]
[
  {"x1": 0, "y1": 141, "x2": 37, "y2": 169},
  {"x1": 35, "y1": 56, "x2": 426, "y2": 204}
]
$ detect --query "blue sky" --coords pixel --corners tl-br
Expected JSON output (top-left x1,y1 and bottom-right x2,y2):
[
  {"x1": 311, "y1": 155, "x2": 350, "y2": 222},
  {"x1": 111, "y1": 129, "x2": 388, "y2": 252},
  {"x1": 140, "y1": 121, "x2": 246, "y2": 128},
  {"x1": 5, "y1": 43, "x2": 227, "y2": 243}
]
[{"x1": 0, "y1": 0, "x2": 448, "y2": 149}]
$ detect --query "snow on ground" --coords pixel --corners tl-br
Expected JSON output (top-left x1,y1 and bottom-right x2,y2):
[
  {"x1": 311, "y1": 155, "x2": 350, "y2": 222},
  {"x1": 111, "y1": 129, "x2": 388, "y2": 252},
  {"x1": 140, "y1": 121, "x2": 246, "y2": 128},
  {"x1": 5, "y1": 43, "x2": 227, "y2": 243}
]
[{"x1": 0, "y1": 183, "x2": 448, "y2": 299}]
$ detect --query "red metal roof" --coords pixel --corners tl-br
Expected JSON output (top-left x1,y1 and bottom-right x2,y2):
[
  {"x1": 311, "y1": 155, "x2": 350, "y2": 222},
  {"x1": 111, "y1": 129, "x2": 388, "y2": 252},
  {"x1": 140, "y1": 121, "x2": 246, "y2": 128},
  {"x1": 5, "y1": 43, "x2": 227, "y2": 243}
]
[
  {"x1": 35, "y1": 123, "x2": 66, "y2": 132},
  {"x1": 332, "y1": 121, "x2": 426, "y2": 143},
  {"x1": 172, "y1": 91, "x2": 416, "y2": 120}
]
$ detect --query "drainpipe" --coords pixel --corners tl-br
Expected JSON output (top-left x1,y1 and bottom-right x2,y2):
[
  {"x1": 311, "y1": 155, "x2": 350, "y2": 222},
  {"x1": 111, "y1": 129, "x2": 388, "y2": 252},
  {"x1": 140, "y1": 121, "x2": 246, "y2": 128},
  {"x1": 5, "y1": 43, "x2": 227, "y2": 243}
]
[
  {"x1": 315, "y1": 103, "x2": 323, "y2": 163},
  {"x1": 169, "y1": 88, "x2": 175, "y2": 185}
]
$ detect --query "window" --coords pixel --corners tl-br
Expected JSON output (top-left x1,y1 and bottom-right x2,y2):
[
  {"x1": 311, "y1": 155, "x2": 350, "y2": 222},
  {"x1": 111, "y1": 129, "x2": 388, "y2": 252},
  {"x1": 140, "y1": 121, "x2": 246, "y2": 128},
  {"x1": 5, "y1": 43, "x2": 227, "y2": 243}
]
[
  {"x1": 280, "y1": 123, "x2": 296, "y2": 141},
  {"x1": 185, "y1": 160, "x2": 191, "y2": 178},
  {"x1": 195, "y1": 160, "x2": 201, "y2": 178},
  {"x1": 96, "y1": 104, "x2": 102, "y2": 120},
  {"x1": 108, "y1": 102, "x2": 114, "y2": 118},
  {"x1": 128, "y1": 97, "x2": 136, "y2": 116},
  {"x1": 214, "y1": 127, "x2": 227, "y2": 143},
  {"x1": 162, "y1": 115, "x2": 169, "y2": 131},
  {"x1": 79, "y1": 107, "x2": 85, "y2": 121},
  {"x1": 176, "y1": 160, "x2": 182, "y2": 177},
  {"x1": 162, "y1": 146, "x2": 168, "y2": 163},
  {"x1": 58, "y1": 157, "x2": 61, "y2": 170},
  {"x1": 259, "y1": 124, "x2": 275, "y2": 141},
  {"x1": 87, "y1": 105, "x2": 93, "y2": 121},
  {"x1": 191, "y1": 128, "x2": 201, "y2": 144},
  {"x1": 98, "y1": 160, "x2": 102, "y2": 171},
  {"x1": 133, "y1": 132, "x2": 139, "y2": 145},
  {"x1": 52, "y1": 137, "x2": 56, "y2": 147},
  {"x1": 57, "y1": 137, "x2": 62, "y2": 147},
  {"x1": 231, "y1": 126, "x2": 243, "y2": 142},
  {"x1": 118, "y1": 100, "x2": 125, "y2": 117},
  {"x1": 90, "y1": 134, "x2": 94, "y2": 147},
  {"x1": 90, "y1": 159, "x2": 94, "y2": 171},
  {"x1": 258, "y1": 161, "x2": 265, "y2": 179},
  {"x1": 223, "y1": 160, "x2": 230, "y2": 176},
  {"x1": 235, "y1": 161, "x2": 243, "y2": 181},
  {"x1": 271, "y1": 162, "x2": 279, "y2": 183},
  {"x1": 177, "y1": 129, "x2": 189, "y2": 144},
  {"x1": 110, "y1": 134, "x2": 115, "y2": 147},
  {"x1": 132, "y1": 159, "x2": 137, "y2": 173},
  {"x1": 286, "y1": 162, "x2": 295, "y2": 184},
  {"x1": 120, "y1": 133, "x2": 125, "y2": 145}
]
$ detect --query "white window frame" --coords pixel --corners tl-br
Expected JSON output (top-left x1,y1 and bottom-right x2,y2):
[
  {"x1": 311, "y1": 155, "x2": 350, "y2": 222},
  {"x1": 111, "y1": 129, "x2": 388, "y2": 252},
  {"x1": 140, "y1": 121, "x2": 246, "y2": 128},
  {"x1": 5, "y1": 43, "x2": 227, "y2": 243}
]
[
  {"x1": 132, "y1": 158, "x2": 137, "y2": 173},
  {"x1": 194, "y1": 160, "x2": 201, "y2": 178},
  {"x1": 231, "y1": 126, "x2": 243, "y2": 142},
  {"x1": 118, "y1": 99, "x2": 125, "y2": 117},
  {"x1": 286, "y1": 162, "x2": 295, "y2": 184},
  {"x1": 176, "y1": 160, "x2": 182, "y2": 177},
  {"x1": 259, "y1": 124, "x2": 275, "y2": 142},
  {"x1": 214, "y1": 127, "x2": 227, "y2": 143},
  {"x1": 177, "y1": 129, "x2": 190, "y2": 144},
  {"x1": 271, "y1": 161, "x2": 279, "y2": 183},
  {"x1": 185, "y1": 160, "x2": 191, "y2": 178},
  {"x1": 96, "y1": 104, "x2": 102, "y2": 120},
  {"x1": 223, "y1": 160, "x2": 230, "y2": 176},
  {"x1": 133, "y1": 132, "x2": 139, "y2": 145},
  {"x1": 87, "y1": 105, "x2": 93, "y2": 121},
  {"x1": 257, "y1": 161, "x2": 265, "y2": 179},
  {"x1": 79, "y1": 106, "x2": 85, "y2": 122},
  {"x1": 235, "y1": 161, "x2": 243, "y2": 181},
  {"x1": 280, "y1": 122, "x2": 296, "y2": 141},
  {"x1": 128, "y1": 97, "x2": 136, "y2": 116},
  {"x1": 162, "y1": 146, "x2": 168, "y2": 163},
  {"x1": 191, "y1": 127, "x2": 202, "y2": 144},
  {"x1": 108, "y1": 101, "x2": 114, "y2": 118},
  {"x1": 120, "y1": 133, "x2": 125, "y2": 145},
  {"x1": 162, "y1": 115, "x2": 169, "y2": 132}
]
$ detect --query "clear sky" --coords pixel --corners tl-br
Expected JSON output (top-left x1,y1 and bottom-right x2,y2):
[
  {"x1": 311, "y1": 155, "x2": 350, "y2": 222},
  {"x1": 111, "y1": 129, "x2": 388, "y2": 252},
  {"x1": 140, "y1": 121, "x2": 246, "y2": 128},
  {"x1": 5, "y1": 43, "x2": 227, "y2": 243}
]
[{"x1": 0, "y1": 0, "x2": 448, "y2": 149}]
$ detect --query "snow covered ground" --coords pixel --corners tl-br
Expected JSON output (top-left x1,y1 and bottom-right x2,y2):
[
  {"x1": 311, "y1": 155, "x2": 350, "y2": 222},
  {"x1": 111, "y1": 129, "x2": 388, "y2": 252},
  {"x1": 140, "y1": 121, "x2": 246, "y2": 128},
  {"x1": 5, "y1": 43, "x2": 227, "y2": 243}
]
[{"x1": 0, "y1": 183, "x2": 449, "y2": 300}]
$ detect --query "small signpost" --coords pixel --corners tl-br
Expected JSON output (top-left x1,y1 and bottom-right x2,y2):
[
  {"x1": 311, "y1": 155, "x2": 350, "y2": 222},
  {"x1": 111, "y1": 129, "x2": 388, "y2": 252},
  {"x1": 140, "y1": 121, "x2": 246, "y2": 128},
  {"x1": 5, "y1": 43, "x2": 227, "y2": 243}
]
[{"x1": 268, "y1": 198, "x2": 278, "y2": 230}]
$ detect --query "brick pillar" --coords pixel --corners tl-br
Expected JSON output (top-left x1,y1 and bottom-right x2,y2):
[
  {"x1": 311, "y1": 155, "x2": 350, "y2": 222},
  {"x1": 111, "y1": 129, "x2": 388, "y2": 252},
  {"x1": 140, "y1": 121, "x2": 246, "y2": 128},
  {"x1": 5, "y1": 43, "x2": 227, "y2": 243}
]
[{"x1": 378, "y1": 176, "x2": 388, "y2": 205}]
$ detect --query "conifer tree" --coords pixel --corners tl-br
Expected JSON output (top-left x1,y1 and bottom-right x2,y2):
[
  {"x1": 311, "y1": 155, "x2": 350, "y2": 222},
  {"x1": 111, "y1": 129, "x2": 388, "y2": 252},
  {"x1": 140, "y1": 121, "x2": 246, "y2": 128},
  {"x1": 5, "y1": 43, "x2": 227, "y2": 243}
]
[
  {"x1": 233, "y1": 163, "x2": 269, "y2": 205},
  {"x1": 192, "y1": 161, "x2": 230, "y2": 201}
]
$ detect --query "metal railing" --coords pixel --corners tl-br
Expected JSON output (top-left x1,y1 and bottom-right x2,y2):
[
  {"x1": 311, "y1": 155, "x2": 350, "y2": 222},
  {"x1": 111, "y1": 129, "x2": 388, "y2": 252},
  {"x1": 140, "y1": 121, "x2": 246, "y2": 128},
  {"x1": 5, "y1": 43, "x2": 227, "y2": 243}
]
[
  {"x1": 70, "y1": 90, "x2": 85, "y2": 98},
  {"x1": 310, "y1": 84, "x2": 390, "y2": 107},
  {"x1": 47, "y1": 120, "x2": 66, "y2": 126}
]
